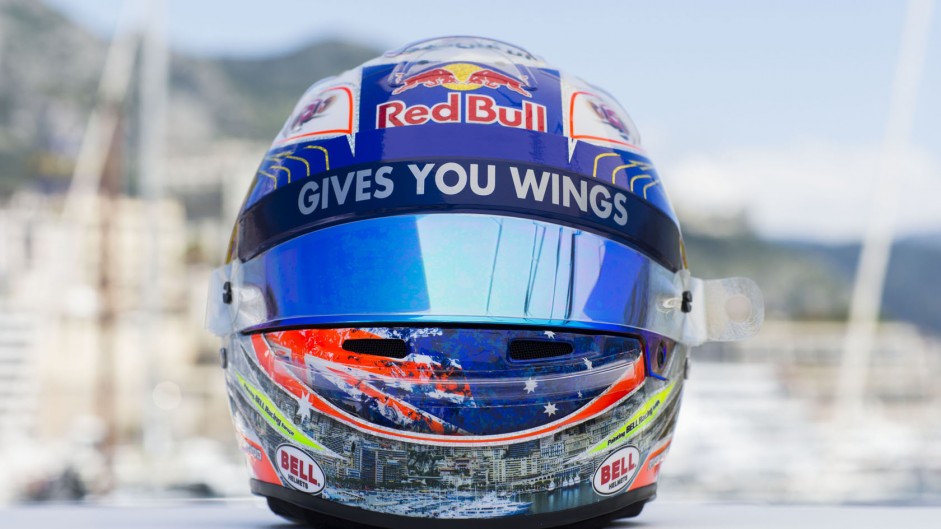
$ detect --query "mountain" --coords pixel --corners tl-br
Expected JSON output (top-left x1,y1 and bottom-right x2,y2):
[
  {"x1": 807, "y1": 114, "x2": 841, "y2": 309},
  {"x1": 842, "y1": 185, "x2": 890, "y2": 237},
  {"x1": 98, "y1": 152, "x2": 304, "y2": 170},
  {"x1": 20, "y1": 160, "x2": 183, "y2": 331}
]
[
  {"x1": 785, "y1": 235, "x2": 941, "y2": 335},
  {"x1": 0, "y1": 0, "x2": 379, "y2": 192},
  {"x1": 684, "y1": 230, "x2": 941, "y2": 335},
  {"x1": 3, "y1": 0, "x2": 940, "y2": 337},
  {"x1": 169, "y1": 39, "x2": 378, "y2": 148},
  {"x1": 0, "y1": 0, "x2": 104, "y2": 193}
]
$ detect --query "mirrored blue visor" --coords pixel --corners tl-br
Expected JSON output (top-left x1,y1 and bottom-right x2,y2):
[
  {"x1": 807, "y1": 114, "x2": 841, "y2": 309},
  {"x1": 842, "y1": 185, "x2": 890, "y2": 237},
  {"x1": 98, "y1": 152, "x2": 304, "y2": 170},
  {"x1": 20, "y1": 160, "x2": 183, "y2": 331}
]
[{"x1": 227, "y1": 213, "x2": 688, "y2": 339}]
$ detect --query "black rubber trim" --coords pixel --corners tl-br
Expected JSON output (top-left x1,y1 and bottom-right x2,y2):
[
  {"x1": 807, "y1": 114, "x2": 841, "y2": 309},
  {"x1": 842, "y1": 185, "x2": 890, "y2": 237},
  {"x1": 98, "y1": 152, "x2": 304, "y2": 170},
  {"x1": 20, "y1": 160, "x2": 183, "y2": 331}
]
[
  {"x1": 508, "y1": 339, "x2": 574, "y2": 361},
  {"x1": 252, "y1": 479, "x2": 655, "y2": 529},
  {"x1": 342, "y1": 338, "x2": 409, "y2": 358}
]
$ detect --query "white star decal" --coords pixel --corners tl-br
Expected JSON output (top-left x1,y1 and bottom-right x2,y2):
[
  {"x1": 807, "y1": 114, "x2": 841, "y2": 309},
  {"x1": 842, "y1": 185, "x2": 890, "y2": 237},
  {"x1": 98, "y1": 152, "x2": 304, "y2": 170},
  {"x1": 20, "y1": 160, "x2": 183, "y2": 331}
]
[
  {"x1": 296, "y1": 392, "x2": 314, "y2": 420},
  {"x1": 543, "y1": 330, "x2": 556, "y2": 339},
  {"x1": 583, "y1": 358, "x2": 593, "y2": 370},
  {"x1": 543, "y1": 402, "x2": 558, "y2": 416},
  {"x1": 577, "y1": 391, "x2": 584, "y2": 398},
  {"x1": 524, "y1": 378, "x2": 537, "y2": 393}
]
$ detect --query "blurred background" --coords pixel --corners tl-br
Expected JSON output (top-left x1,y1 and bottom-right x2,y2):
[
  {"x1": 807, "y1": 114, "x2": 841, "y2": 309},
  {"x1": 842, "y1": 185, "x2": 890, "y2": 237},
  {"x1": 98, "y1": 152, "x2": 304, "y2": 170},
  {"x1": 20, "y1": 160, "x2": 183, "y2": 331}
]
[{"x1": 0, "y1": 0, "x2": 939, "y2": 507}]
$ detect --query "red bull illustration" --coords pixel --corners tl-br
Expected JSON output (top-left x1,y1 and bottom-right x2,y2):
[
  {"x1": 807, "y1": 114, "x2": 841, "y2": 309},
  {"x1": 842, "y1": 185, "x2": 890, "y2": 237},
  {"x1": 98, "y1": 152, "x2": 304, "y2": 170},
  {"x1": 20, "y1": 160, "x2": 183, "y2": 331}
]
[
  {"x1": 567, "y1": 90, "x2": 642, "y2": 151},
  {"x1": 392, "y1": 62, "x2": 532, "y2": 97},
  {"x1": 391, "y1": 67, "x2": 460, "y2": 94},
  {"x1": 289, "y1": 94, "x2": 336, "y2": 132},
  {"x1": 276, "y1": 85, "x2": 355, "y2": 146},
  {"x1": 589, "y1": 101, "x2": 631, "y2": 141}
]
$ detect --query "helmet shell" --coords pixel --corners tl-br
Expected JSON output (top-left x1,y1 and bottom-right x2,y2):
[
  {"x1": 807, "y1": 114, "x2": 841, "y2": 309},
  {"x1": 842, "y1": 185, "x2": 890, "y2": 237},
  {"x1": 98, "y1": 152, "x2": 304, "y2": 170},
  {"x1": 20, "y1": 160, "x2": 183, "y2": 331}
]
[{"x1": 219, "y1": 36, "x2": 693, "y2": 528}]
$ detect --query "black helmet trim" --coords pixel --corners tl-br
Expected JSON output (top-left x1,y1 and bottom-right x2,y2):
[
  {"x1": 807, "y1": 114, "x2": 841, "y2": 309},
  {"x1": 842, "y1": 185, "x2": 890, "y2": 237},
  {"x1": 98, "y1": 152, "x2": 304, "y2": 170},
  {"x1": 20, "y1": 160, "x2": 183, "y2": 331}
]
[
  {"x1": 236, "y1": 158, "x2": 684, "y2": 272},
  {"x1": 252, "y1": 479, "x2": 655, "y2": 529}
]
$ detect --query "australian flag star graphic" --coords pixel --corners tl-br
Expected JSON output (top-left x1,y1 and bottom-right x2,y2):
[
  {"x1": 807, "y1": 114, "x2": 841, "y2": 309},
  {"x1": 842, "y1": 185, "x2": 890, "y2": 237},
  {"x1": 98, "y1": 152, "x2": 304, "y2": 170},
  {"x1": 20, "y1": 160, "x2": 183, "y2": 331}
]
[{"x1": 265, "y1": 327, "x2": 643, "y2": 437}]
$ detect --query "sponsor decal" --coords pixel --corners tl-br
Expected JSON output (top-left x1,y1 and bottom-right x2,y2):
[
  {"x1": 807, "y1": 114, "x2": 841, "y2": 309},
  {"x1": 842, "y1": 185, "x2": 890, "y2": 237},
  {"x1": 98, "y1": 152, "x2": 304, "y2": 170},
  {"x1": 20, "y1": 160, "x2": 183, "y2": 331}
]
[
  {"x1": 238, "y1": 434, "x2": 263, "y2": 461},
  {"x1": 392, "y1": 62, "x2": 531, "y2": 96},
  {"x1": 590, "y1": 100, "x2": 631, "y2": 141},
  {"x1": 376, "y1": 63, "x2": 546, "y2": 132},
  {"x1": 568, "y1": 90, "x2": 641, "y2": 151},
  {"x1": 592, "y1": 445, "x2": 640, "y2": 495},
  {"x1": 377, "y1": 93, "x2": 545, "y2": 132},
  {"x1": 295, "y1": 161, "x2": 625, "y2": 225},
  {"x1": 585, "y1": 381, "x2": 676, "y2": 456},
  {"x1": 275, "y1": 444, "x2": 325, "y2": 494},
  {"x1": 240, "y1": 157, "x2": 685, "y2": 272},
  {"x1": 236, "y1": 374, "x2": 334, "y2": 455},
  {"x1": 277, "y1": 86, "x2": 355, "y2": 145},
  {"x1": 289, "y1": 95, "x2": 335, "y2": 131},
  {"x1": 630, "y1": 437, "x2": 673, "y2": 491}
]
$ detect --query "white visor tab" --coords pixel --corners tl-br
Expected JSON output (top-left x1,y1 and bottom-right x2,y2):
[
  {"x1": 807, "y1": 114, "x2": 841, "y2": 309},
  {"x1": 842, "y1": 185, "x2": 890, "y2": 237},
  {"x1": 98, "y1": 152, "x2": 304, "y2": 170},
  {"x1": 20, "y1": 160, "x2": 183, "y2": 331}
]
[
  {"x1": 205, "y1": 261, "x2": 267, "y2": 337},
  {"x1": 681, "y1": 275, "x2": 764, "y2": 345},
  {"x1": 205, "y1": 264, "x2": 233, "y2": 337}
]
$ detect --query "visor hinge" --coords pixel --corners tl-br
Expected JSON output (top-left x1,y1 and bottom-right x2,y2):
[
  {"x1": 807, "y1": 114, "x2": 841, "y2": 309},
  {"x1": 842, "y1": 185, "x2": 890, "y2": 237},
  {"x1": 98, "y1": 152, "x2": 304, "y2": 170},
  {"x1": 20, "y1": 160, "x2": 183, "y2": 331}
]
[
  {"x1": 222, "y1": 281, "x2": 233, "y2": 304},
  {"x1": 681, "y1": 290, "x2": 693, "y2": 313}
]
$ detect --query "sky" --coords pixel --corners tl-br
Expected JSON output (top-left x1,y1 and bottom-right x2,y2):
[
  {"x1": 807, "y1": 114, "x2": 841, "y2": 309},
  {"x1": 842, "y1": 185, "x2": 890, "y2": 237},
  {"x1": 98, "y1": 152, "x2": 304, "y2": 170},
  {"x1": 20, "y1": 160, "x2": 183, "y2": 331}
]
[{"x1": 42, "y1": 0, "x2": 941, "y2": 241}]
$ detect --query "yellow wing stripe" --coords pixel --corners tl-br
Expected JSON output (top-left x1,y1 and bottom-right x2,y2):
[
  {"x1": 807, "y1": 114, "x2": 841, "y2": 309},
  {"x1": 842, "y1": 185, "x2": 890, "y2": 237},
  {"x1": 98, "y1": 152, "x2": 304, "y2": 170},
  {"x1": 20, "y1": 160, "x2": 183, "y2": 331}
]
[
  {"x1": 592, "y1": 153, "x2": 619, "y2": 178},
  {"x1": 303, "y1": 145, "x2": 330, "y2": 171},
  {"x1": 268, "y1": 165, "x2": 292, "y2": 184}
]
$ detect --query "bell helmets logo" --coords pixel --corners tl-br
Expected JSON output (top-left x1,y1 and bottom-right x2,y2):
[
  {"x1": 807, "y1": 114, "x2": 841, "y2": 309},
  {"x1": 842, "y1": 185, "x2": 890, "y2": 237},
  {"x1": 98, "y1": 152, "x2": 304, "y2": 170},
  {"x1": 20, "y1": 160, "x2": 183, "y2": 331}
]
[
  {"x1": 592, "y1": 445, "x2": 640, "y2": 495},
  {"x1": 275, "y1": 444, "x2": 325, "y2": 494},
  {"x1": 378, "y1": 62, "x2": 546, "y2": 132}
]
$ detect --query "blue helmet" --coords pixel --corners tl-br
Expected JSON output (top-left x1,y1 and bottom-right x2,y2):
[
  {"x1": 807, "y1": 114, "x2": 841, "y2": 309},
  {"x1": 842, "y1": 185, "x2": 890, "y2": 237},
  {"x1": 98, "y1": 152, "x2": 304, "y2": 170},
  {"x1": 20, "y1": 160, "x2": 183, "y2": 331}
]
[{"x1": 207, "y1": 36, "x2": 762, "y2": 528}]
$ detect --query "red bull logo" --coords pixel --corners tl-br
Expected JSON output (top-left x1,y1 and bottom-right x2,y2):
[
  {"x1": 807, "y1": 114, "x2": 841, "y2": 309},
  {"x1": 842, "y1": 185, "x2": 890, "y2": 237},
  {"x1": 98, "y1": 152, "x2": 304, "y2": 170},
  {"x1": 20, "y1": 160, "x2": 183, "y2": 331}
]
[
  {"x1": 392, "y1": 62, "x2": 532, "y2": 97},
  {"x1": 378, "y1": 63, "x2": 545, "y2": 132}
]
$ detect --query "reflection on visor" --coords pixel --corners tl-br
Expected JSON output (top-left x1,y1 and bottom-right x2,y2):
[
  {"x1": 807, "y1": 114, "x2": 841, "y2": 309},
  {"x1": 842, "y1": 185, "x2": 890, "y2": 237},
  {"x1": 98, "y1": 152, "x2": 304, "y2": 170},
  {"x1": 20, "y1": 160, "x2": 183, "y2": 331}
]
[{"x1": 207, "y1": 214, "x2": 763, "y2": 345}]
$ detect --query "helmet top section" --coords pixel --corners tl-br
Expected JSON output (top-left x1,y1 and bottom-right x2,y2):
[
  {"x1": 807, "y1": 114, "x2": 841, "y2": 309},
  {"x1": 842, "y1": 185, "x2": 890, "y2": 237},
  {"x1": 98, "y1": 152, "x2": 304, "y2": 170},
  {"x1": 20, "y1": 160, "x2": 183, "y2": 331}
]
[
  {"x1": 232, "y1": 36, "x2": 682, "y2": 272},
  {"x1": 379, "y1": 36, "x2": 548, "y2": 67}
]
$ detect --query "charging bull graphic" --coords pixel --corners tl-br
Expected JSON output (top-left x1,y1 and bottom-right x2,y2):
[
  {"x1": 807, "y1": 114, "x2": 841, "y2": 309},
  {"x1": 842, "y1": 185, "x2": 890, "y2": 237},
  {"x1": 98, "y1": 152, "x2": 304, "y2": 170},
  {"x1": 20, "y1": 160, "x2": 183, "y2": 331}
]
[{"x1": 392, "y1": 62, "x2": 532, "y2": 97}]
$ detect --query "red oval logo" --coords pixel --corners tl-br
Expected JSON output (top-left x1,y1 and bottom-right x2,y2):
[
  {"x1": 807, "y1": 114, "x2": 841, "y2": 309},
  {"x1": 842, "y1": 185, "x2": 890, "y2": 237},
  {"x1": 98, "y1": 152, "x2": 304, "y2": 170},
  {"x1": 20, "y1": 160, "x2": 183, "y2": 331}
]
[
  {"x1": 275, "y1": 444, "x2": 325, "y2": 494},
  {"x1": 592, "y1": 446, "x2": 640, "y2": 496}
]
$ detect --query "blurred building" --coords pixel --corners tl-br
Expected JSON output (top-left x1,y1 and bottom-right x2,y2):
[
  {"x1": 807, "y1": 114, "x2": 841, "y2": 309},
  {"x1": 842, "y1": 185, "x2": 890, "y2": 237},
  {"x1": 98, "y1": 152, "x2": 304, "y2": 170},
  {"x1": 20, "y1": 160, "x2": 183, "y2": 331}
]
[
  {"x1": 664, "y1": 320, "x2": 941, "y2": 503},
  {"x1": 0, "y1": 307, "x2": 39, "y2": 443},
  {"x1": 0, "y1": 185, "x2": 246, "y2": 500}
]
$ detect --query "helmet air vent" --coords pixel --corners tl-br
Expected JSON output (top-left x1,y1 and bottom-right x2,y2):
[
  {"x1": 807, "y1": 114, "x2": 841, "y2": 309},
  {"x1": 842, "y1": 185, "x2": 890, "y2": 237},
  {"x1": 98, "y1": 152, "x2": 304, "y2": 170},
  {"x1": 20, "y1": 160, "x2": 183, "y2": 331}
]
[
  {"x1": 508, "y1": 339, "x2": 574, "y2": 361},
  {"x1": 342, "y1": 338, "x2": 409, "y2": 359}
]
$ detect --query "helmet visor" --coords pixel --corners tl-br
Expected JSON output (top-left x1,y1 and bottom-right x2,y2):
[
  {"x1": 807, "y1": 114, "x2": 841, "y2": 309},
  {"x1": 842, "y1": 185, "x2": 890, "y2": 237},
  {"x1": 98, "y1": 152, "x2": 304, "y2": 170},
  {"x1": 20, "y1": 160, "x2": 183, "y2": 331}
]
[{"x1": 208, "y1": 213, "x2": 762, "y2": 345}]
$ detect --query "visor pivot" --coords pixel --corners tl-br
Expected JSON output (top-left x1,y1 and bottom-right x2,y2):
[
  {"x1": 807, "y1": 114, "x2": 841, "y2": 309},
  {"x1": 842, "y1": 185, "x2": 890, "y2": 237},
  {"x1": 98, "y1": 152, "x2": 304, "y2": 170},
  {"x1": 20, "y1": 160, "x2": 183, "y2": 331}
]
[
  {"x1": 222, "y1": 281, "x2": 233, "y2": 304},
  {"x1": 681, "y1": 290, "x2": 693, "y2": 313}
]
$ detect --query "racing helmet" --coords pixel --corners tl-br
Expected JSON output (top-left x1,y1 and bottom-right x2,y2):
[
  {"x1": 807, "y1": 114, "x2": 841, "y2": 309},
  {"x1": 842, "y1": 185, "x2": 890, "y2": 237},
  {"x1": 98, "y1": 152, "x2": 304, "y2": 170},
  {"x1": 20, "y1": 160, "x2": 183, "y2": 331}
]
[{"x1": 207, "y1": 36, "x2": 762, "y2": 528}]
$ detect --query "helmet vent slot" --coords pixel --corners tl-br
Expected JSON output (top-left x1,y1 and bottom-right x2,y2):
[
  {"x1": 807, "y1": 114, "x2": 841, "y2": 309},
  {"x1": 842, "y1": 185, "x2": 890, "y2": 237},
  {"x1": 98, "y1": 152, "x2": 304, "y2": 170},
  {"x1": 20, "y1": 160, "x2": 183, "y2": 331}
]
[
  {"x1": 342, "y1": 339, "x2": 409, "y2": 359},
  {"x1": 508, "y1": 340, "x2": 573, "y2": 360}
]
